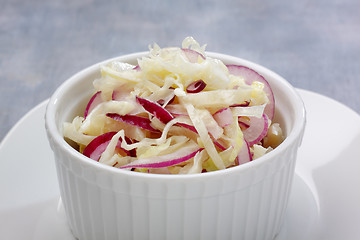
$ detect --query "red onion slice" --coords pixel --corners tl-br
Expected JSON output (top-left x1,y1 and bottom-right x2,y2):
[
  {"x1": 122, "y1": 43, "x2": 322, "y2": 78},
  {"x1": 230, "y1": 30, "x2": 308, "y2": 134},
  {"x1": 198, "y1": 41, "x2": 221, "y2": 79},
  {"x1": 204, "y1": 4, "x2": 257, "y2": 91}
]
[
  {"x1": 235, "y1": 139, "x2": 252, "y2": 165},
  {"x1": 238, "y1": 117, "x2": 251, "y2": 129},
  {"x1": 136, "y1": 96, "x2": 174, "y2": 123},
  {"x1": 227, "y1": 65, "x2": 275, "y2": 121},
  {"x1": 211, "y1": 136, "x2": 227, "y2": 151},
  {"x1": 83, "y1": 132, "x2": 131, "y2": 161},
  {"x1": 230, "y1": 101, "x2": 250, "y2": 107},
  {"x1": 186, "y1": 80, "x2": 206, "y2": 93},
  {"x1": 120, "y1": 146, "x2": 203, "y2": 169},
  {"x1": 157, "y1": 92, "x2": 175, "y2": 106},
  {"x1": 243, "y1": 114, "x2": 269, "y2": 146},
  {"x1": 112, "y1": 89, "x2": 128, "y2": 101},
  {"x1": 213, "y1": 108, "x2": 233, "y2": 127},
  {"x1": 181, "y1": 48, "x2": 205, "y2": 63},
  {"x1": 84, "y1": 91, "x2": 102, "y2": 119},
  {"x1": 165, "y1": 104, "x2": 188, "y2": 116},
  {"x1": 106, "y1": 113, "x2": 159, "y2": 132}
]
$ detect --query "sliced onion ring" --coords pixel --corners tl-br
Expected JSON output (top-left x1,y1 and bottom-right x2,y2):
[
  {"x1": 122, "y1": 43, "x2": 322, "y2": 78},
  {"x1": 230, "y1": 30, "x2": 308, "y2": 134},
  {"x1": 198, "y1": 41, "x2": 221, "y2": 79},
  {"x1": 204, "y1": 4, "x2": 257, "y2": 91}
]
[
  {"x1": 84, "y1": 91, "x2": 102, "y2": 119},
  {"x1": 227, "y1": 65, "x2": 275, "y2": 121},
  {"x1": 83, "y1": 132, "x2": 131, "y2": 161},
  {"x1": 213, "y1": 108, "x2": 233, "y2": 127},
  {"x1": 242, "y1": 114, "x2": 269, "y2": 146},
  {"x1": 120, "y1": 146, "x2": 204, "y2": 169},
  {"x1": 136, "y1": 96, "x2": 174, "y2": 124},
  {"x1": 106, "y1": 113, "x2": 159, "y2": 132},
  {"x1": 181, "y1": 48, "x2": 205, "y2": 63},
  {"x1": 235, "y1": 139, "x2": 252, "y2": 165},
  {"x1": 186, "y1": 80, "x2": 206, "y2": 93},
  {"x1": 238, "y1": 117, "x2": 251, "y2": 129}
]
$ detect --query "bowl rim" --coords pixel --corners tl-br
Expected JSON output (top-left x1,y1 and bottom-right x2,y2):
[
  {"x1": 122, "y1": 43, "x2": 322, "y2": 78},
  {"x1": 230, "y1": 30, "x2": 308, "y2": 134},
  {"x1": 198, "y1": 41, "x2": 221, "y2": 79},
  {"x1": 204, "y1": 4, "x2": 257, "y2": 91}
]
[{"x1": 45, "y1": 51, "x2": 306, "y2": 181}]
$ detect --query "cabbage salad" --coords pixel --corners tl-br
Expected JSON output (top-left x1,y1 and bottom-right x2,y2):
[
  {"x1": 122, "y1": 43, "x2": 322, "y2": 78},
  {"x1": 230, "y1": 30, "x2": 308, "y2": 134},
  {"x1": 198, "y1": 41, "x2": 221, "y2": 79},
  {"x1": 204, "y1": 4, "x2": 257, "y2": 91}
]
[{"x1": 63, "y1": 37, "x2": 284, "y2": 174}]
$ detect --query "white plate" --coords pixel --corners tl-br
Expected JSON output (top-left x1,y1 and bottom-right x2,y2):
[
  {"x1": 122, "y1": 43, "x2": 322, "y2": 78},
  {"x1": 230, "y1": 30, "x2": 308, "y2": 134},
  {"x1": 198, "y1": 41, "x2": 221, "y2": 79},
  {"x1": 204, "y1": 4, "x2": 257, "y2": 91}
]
[{"x1": 0, "y1": 89, "x2": 359, "y2": 240}]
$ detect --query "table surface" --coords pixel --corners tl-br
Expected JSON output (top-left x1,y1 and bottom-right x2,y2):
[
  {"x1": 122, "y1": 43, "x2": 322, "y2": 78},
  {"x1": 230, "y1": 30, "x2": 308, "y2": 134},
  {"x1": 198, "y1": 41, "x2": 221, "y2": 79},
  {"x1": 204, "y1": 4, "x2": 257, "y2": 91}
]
[{"x1": 1, "y1": 0, "x2": 359, "y2": 141}]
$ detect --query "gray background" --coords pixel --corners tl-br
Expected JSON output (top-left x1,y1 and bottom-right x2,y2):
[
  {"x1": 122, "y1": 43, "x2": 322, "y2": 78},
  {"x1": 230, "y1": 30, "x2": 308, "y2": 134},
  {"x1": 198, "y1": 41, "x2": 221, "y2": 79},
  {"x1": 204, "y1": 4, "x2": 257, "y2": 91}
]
[{"x1": 1, "y1": 0, "x2": 359, "y2": 141}]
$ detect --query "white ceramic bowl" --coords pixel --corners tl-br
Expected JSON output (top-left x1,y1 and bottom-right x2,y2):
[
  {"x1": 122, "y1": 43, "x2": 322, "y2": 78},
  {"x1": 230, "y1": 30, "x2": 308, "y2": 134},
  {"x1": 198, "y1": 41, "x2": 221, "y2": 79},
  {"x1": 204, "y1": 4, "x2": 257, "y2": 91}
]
[{"x1": 45, "y1": 52, "x2": 306, "y2": 240}]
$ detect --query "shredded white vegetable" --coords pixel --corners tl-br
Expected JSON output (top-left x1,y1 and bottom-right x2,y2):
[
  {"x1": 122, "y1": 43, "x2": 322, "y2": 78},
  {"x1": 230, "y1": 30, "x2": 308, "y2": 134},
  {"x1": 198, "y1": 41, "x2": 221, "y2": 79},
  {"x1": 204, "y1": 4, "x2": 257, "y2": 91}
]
[
  {"x1": 99, "y1": 131, "x2": 123, "y2": 165},
  {"x1": 231, "y1": 104, "x2": 266, "y2": 118},
  {"x1": 185, "y1": 103, "x2": 225, "y2": 170},
  {"x1": 63, "y1": 37, "x2": 285, "y2": 174},
  {"x1": 63, "y1": 117, "x2": 96, "y2": 145}
]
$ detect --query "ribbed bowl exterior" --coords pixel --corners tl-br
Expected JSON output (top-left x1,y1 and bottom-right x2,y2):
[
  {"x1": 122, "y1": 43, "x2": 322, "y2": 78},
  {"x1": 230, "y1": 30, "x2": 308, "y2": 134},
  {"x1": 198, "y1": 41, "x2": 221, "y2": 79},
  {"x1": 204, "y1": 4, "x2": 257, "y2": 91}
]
[
  {"x1": 47, "y1": 134, "x2": 301, "y2": 240},
  {"x1": 45, "y1": 52, "x2": 306, "y2": 240}
]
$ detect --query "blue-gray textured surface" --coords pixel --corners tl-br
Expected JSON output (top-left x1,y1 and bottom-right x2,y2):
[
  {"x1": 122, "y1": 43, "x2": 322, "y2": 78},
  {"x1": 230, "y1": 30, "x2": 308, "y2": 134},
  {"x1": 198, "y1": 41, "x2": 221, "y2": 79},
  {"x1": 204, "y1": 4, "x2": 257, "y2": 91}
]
[{"x1": 0, "y1": 0, "x2": 359, "y2": 140}]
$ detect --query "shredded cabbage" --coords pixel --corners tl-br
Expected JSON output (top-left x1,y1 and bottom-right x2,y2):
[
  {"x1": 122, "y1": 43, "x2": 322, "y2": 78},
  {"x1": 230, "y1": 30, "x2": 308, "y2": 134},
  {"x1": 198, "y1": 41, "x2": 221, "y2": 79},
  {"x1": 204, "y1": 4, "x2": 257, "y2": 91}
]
[{"x1": 63, "y1": 37, "x2": 285, "y2": 174}]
